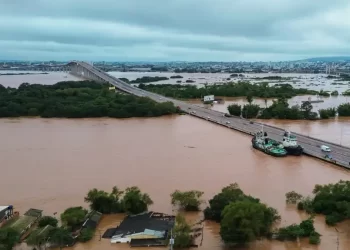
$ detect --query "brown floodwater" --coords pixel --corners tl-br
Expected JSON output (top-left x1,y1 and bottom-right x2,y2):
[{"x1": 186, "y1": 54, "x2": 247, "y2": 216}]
[{"x1": 1, "y1": 116, "x2": 350, "y2": 250}]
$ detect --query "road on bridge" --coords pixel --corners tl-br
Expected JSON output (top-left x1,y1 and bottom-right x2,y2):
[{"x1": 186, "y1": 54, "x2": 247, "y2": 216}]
[{"x1": 76, "y1": 62, "x2": 350, "y2": 169}]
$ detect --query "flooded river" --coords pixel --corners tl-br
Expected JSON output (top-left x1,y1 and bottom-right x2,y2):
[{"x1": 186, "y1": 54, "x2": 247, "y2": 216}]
[{"x1": 1, "y1": 116, "x2": 350, "y2": 250}]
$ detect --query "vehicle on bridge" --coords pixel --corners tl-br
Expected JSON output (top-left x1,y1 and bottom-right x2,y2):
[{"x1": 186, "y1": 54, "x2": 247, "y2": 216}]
[
  {"x1": 252, "y1": 131, "x2": 287, "y2": 157},
  {"x1": 321, "y1": 145, "x2": 331, "y2": 152}
]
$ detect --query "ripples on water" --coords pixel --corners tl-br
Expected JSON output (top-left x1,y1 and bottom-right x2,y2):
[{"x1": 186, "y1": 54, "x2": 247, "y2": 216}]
[{"x1": 1, "y1": 117, "x2": 350, "y2": 250}]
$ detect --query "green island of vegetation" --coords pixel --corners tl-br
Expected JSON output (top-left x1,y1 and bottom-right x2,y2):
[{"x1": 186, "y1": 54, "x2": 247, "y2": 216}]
[
  {"x1": 4, "y1": 180, "x2": 350, "y2": 248},
  {"x1": 139, "y1": 82, "x2": 317, "y2": 99},
  {"x1": 0, "y1": 81, "x2": 177, "y2": 118}
]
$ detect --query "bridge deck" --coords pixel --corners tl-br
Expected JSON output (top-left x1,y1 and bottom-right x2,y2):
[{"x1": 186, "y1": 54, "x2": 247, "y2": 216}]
[{"x1": 71, "y1": 61, "x2": 350, "y2": 170}]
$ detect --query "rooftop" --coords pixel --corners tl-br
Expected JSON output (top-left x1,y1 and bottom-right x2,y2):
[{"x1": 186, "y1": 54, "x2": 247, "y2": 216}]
[{"x1": 102, "y1": 212, "x2": 174, "y2": 239}]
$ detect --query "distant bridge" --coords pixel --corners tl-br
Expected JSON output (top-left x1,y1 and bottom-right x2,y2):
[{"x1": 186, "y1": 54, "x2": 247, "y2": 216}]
[{"x1": 66, "y1": 61, "x2": 350, "y2": 169}]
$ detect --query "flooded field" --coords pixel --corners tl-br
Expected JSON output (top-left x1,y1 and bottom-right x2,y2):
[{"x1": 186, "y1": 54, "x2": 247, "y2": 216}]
[{"x1": 1, "y1": 116, "x2": 350, "y2": 250}]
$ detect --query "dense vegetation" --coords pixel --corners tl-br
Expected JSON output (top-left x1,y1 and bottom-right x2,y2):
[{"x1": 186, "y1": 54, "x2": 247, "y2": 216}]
[
  {"x1": 275, "y1": 218, "x2": 320, "y2": 244},
  {"x1": 337, "y1": 103, "x2": 350, "y2": 116},
  {"x1": 61, "y1": 206, "x2": 88, "y2": 231},
  {"x1": 172, "y1": 214, "x2": 193, "y2": 248},
  {"x1": 139, "y1": 82, "x2": 316, "y2": 99},
  {"x1": 286, "y1": 180, "x2": 350, "y2": 226},
  {"x1": 0, "y1": 227, "x2": 20, "y2": 250},
  {"x1": 318, "y1": 108, "x2": 336, "y2": 119},
  {"x1": 85, "y1": 186, "x2": 153, "y2": 215},
  {"x1": 38, "y1": 216, "x2": 58, "y2": 228},
  {"x1": 203, "y1": 183, "x2": 280, "y2": 245},
  {"x1": 0, "y1": 81, "x2": 177, "y2": 118},
  {"x1": 170, "y1": 190, "x2": 204, "y2": 211},
  {"x1": 204, "y1": 183, "x2": 260, "y2": 222},
  {"x1": 259, "y1": 99, "x2": 318, "y2": 120}
]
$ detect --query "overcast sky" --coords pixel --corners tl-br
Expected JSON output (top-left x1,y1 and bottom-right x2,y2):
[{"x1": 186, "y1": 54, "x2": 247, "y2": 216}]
[{"x1": 0, "y1": 0, "x2": 349, "y2": 62}]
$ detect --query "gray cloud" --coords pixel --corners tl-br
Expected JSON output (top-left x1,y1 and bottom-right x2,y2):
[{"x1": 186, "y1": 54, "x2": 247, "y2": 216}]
[{"x1": 0, "y1": 0, "x2": 349, "y2": 61}]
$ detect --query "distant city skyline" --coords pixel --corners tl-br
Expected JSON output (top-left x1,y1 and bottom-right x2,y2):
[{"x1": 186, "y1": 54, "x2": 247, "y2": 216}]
[{"x1": 0, "y1": 0, "x2": 349, "y2": 61}]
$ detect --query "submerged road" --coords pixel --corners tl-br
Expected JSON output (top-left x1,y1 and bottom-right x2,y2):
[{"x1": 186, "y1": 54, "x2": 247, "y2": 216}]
[{"x1": 76, "y1": 62, "x2": 350, "y2": 169}]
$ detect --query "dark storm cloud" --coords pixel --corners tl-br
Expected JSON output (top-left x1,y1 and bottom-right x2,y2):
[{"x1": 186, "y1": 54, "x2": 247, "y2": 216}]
[{"x1": 0, "y1": 0, "x2": 349, "y2": 61}]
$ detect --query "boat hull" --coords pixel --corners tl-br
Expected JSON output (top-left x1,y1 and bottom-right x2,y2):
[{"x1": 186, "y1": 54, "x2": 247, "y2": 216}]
[
  {"x1": 284, "y1": 145, "x2": 303, "y2": 156},
  {"x1": 251, "y1": 137, "x2": 287, "y2": 157}
]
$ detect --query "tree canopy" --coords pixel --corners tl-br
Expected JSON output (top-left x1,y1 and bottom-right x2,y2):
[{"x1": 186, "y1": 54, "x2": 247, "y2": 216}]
[
  {"x1": 0, "y1": 81, "x2": 177, "y2": 118},
  {"x1": 220, "y1": 200, "x2": 280, "y2": 245},
  {"x1": 60, "y1": 206, "x2": 88, "y2": 231},
  {"x1": 173, "y1": 214, "x2": 192, "y2": 248},
  {"x1": 38, "y1": 216, "x2": 58, "y2": 228},
  {"x1": 122, "y1": 186, "x2": 153, "y2": 214},
  {"x1": 286, "y1": 180, "x2": 350, "y2": 226},
  {"x1": 85, "y1": 186, "x2": 153, "y2": 215},
  {"x1": 171, "y1": 190, "x2": 204, "y2": 211},
  {"x1": 204, "y1": 183, "x2": 259, "y2": 222},
  {"x1": 0, "y1": 227, "x2": 20, "y2": 250},
  {"x1": 84, "y1": 186, "x2": 124, "y2": 214},
  {"x1": 139, "y1": 82, "x2": 316, "y2": 99}
]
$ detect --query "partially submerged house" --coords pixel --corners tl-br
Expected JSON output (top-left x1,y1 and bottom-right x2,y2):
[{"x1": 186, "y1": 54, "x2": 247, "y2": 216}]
[
  {"x1": 9, "y1": 208, "x2": 42, "y2": 237},
  {"x1": 82, "y1": 210, "x2": 103, "y2": 230},
  {"x1": 0, "y1": 205, "x2": 14, "y2": 225},
  {"x1": 103, "y1": 212, "x2": 175, "y2": 247}
]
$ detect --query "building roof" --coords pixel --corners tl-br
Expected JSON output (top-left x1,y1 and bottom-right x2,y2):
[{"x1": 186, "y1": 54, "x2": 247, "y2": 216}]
[
  {"x1": 82, "y1": 211, "x2": 102, "y2": 230},
  {"x1": 113, "y1": 212, "x2": 174, "y2": 237},
  {"x1": 0, "y1": 206, "x2": 10, "y2": 212}
]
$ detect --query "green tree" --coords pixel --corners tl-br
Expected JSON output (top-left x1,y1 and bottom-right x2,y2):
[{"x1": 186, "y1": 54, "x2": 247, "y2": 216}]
[
  {"x1": 242, "y1": 104, "x2": 260, "y2": 118},
  {"x1": 0, "y1": 227, "x2": 20, "y2": 250},
  {"x1": 171, "y1": 190, "x2": 204, "y2": 211},
  {"x1": 60, "y1": 207, "x2": 88, "y2": 231},
  {"x1": 220, "y1": 200, "x2": 279, "y2": 245},
  {"x1": 84, "y1": 186, "x2": 123, "y2": 214},
  {"x1": 173, "y1": 214, "x2": 192, "y2": 248},
  {"x1": 204, "y1": 183, "x2": 259, "y2": 222},
  {"x1": 246, "y1": 94, "x2": 253, "y2": 104},
  {"x1": 38, "y1": 216, "x2": 58, "y2": 228},
  {"x1": 337, "y1": 103, "x2": 350, "y2": 116},
  {"x1": 227, "y1": 104, "x2": 241, "y2": 116},
  {"x1": 78, "y1": 228, "x2": 95, "y2": 242},
  {"x1": 121, "y1": 186, "x2": 153, "y2": 214},
  {"x1": 285, "y1": 191, "x2": 303, "y2": 204},
  {"x1": 48, "y1": 227, "x2": 74, "y2": 250},
  {"x1": 301, "y1": 101, "x2": 313, "y2": 118}
]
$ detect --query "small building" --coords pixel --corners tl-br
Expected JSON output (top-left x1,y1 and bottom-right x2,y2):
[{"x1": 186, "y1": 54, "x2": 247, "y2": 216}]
[
  {"x1": 82, "y1": 210, "x2": 102, "y2": 230},
  {"x1": 0, "y1": 205, "x2": 14, "y2": 224},
  {"x1": 103, "y1": 212, "x2": 175, "y2": 247}
]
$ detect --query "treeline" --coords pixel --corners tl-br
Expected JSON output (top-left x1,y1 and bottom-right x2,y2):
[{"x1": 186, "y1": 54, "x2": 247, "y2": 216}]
[
  {"x1": 139, "y1": 82, "x2": 317, "y2": 99},
  {"x1": 0, "y1": 81, "x2": 177, "y2": 118},
  {"x1": 227, "y1": 97, "x2": 350, "y2": 119}
]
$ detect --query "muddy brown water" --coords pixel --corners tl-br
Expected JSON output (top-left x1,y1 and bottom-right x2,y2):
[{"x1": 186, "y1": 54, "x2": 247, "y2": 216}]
[{"x1": 1, "y1": 116, "x2": 350, "y2": 250}]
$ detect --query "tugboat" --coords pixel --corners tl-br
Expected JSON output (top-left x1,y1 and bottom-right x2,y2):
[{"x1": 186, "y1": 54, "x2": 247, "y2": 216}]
[
  {"x1": 281, "y1": 131, "x2": 303, "y2": 156},
  {"x1": 252, "y1": 131, "x2": 287, "y2": 157}
]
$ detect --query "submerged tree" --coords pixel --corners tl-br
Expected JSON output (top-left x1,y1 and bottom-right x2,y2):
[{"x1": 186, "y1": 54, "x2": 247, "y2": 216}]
[
  {"x1": 220, "y1": 200, "x2": 280, "y2": 245},
  {"x1": 285, "y1": 191, "x2": 303, "y2": 204},
  {"x1": 38, "y1": 216, "x2": 58, "y2": 228},
  {"x1": 121, "y1": 186, "x2": 153, "y2": 214},
  {"x1": 48, "y1": 227, "x2": 74, "y2": 250},
  {"x1": 204, "y1": 183, "x2": 259, "y2": 222},
  {"x1": 0, "y1": 227, "x2": 20, "y2": 250},
  {"x1": 84, "y1": 186, "x2": 124, "y2": 214},
  {"x1": 173, "y1": 214, "x2": 192, "y2": 248},
  {"x1": 171, "y1": 190, "x2": 204, "y2": 211},
  {"x1": 60, "y1": 207, "x2": 88, "y2": 231}
]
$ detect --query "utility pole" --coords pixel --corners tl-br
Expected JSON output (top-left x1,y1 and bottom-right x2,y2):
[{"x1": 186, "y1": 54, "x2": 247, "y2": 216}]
[{"x1": 169, "y1": 229, "x2": 174, "y2": 250}]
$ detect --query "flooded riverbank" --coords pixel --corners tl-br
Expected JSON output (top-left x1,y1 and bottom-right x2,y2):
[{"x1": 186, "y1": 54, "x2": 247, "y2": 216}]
[{"x1": 1, "y1": 116, "x2": 350, "y2": 250}]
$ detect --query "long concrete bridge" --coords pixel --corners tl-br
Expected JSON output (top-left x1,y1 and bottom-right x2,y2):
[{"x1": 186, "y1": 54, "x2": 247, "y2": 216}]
[{"x1": 69, "y1": 61, "x2": 350, "y2": 169}]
